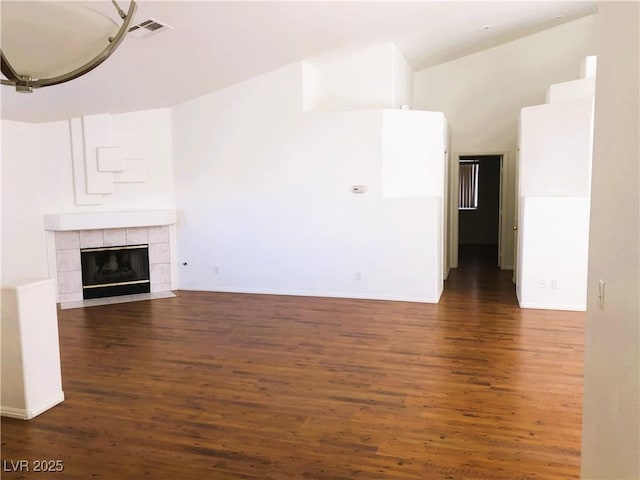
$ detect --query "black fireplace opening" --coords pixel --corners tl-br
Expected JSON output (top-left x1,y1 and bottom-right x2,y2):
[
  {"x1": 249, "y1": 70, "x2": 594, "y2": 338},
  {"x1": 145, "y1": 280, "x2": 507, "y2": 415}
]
[{"x1": 80, "y1": 245, "x2": 151, "y2": 300}]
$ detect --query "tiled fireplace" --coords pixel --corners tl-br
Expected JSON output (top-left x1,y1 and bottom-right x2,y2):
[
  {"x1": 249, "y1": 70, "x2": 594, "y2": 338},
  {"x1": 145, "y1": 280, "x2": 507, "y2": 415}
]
[
  {"x1": 54, "y1": 226, "x2": 172, "y2": 303},
  {"x1": 44, "y1": 210, "x2": 177, "y2": 308}
]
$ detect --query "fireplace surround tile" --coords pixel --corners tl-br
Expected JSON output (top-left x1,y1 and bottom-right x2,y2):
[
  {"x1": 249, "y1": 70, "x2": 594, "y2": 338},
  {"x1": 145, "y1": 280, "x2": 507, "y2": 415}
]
[
  {"x1": 59, "y1": 292, "x2": 83, "y2": 303},
  {"x1": 55, "y1": 231, "x2": 80, "y2": 249},
  {"x1": 149, "y1": 243, "x2": 170, "y2": 264},
  {"x1": 80, "y1": 230, "x2": 104, "y2": 248},
  {"x1": 103, "y1": 228, "x2": 126, "y2": 246},
  {"x1": 126, "y1": 227, "x2": 148, "y2": 245},
  {"x1": 57, "y1": 271, "x2": 82, "y2": 294},
  {"x1": 150, "y1": 263, "x2": 171, "y2": 284},
  {"x1": 148, "y1": 225, "x2": 169, "y2": 243},
  {"x1": 56, "y1": 249, "x2": 81, "y2": 272},
  {"x1": 151, "y1": 282, "x2": 172, "y2": 293}
]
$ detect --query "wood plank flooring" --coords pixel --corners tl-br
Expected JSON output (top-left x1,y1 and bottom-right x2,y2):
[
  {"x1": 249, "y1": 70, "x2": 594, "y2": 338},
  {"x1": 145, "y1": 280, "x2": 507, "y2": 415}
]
[{"x1": 1, "y1": 248, "x2": 584, "y2": 479}]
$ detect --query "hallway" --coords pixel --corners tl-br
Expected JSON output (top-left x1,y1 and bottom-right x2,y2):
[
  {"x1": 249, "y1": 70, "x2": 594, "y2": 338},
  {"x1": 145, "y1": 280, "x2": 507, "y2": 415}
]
[{"x1": 444, "y1": 244, "x2": 516, "y2": 305}]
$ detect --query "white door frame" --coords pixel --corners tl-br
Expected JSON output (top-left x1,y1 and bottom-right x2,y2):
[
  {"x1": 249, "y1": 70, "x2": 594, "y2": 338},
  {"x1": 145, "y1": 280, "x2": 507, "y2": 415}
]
[
  {"x1": 513, "y1": 146, "x2": 520, "y2": 284},
  {"x1": 449, "y1": 151, "x2": 509, "y2": 269}
]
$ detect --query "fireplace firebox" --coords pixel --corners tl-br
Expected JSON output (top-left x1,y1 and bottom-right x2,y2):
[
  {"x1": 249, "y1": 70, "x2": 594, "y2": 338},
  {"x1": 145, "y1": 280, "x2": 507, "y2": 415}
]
[{"x1": 80, "y1": 245, "x2": 150, "y2": 299}]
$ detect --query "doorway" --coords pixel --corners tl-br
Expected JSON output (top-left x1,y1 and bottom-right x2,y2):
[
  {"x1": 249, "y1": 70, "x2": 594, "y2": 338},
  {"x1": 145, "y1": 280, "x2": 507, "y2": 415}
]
[{"x1": 449, "y1": 153, "x2": 506, "y2": 271}]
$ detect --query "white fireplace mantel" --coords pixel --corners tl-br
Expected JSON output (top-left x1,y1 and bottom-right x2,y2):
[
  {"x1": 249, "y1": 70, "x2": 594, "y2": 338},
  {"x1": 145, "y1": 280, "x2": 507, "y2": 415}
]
[{"x1": 43, "y1": 209, "x2": 177, "y2": 231}]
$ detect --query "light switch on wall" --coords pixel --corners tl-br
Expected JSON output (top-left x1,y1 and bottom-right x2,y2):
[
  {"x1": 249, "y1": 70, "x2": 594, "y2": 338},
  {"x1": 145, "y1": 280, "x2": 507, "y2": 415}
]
[{"x1": 598, "y1": 280, "x2": 605, "y2": 310}]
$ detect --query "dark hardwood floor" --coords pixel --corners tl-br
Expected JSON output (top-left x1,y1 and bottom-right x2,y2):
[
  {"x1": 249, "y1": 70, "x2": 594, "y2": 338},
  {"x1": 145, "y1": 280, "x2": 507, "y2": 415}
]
[{"x1": 1, "y1": 252, "x2": 584, "y2": 479}]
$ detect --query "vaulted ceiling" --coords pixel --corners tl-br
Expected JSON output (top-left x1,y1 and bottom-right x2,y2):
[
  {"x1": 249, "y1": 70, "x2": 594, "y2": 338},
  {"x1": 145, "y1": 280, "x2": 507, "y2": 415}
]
[{"x1": 1, "y1": 1, "x2": 597, "y2": 123}]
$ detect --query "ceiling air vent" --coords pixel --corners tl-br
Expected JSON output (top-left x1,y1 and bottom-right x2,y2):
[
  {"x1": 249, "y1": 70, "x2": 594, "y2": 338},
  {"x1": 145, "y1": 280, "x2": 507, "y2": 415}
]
[{"x1": 128, "y1": 18, "x2": 172, "y2": 38}]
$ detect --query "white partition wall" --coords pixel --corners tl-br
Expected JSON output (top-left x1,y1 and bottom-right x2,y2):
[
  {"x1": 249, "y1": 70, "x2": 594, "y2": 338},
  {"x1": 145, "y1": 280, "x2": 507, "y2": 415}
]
[
  {"x1": 517, "y1": 60, "x2": 595, "y2": 310},
  {"x1": 1, "y1": 278, "x2": 64, "y2": 419},
  {"x1": 173, "y1": 54, "x2": 449, "y2": 303},
  {"x1": 382, "y1": 109, "x2": 448, "y2": 289}
]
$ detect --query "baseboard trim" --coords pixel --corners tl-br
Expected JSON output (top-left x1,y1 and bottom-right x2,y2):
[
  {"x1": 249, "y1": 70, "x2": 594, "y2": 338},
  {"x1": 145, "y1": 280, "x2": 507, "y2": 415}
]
[
  {"x1": 1, "y1": 392, "x2": 65, "y2": 420},
  {"x1": 181, "y1": 287, "x2": 441, "y2": 304},
  {"x1": 518, "y1": 302, "x2": 586, "y2": 312}
]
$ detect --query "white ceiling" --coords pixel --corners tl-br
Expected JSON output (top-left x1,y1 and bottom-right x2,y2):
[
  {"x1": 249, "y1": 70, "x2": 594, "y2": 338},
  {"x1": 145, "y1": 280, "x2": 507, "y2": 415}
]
[{"x1": 0, "y1": 0, "x2": 597, "y2": 123}]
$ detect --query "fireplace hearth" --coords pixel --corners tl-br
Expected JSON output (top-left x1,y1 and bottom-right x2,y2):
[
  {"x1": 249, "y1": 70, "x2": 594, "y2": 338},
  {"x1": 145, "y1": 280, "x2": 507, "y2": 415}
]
[{"x1": 81, "y1": 245, "x2": 150, "y2": 299}]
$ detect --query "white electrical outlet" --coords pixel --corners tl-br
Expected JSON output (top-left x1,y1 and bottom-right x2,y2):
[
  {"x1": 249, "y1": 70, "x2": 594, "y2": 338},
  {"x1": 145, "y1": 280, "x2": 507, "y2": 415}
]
[
  {"x1": 213, "y1": 266, "x2": 219, "y2": 275},
  {"x1": 355, "y1": 272, "x2": 362, "y2": 280},
  {"x1": 551, "y1": 279, "x2": 558, "y2": 290},
  {"x1": 539, "y1": 279, "x2": 546, "y2": 289}
]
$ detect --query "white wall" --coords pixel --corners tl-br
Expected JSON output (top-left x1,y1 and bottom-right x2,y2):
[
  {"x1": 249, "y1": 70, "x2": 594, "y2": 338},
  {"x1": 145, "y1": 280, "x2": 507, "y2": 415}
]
[
  {"x1": 310, "y1": 43, "x2": 412, "y2": 111},
  {"x1": 1, "y1": 120, "x2": 49, "y2": 281},
  {"x1": 382, "y1": 110, "x2": 445, "y2": 198},
  {"x1": 546, "y1": 77, "x2": 595, "y2": 103},
  {"x1": 519, "y1": 98, "x2": 594, "y2": 198},
  {"x1": 581, "y1": 3, "x2": 640, "y2": 478},
  {"x1": 173, "y1": 62, "x2": 447, "y2": 302},
  {"x1": 413, "y1": 15, "x2": 597, "y2": 269},
  {"x1": 38, "y1": 108, "x2": 175, "y2": 214},
  {"x1": 517, "y1": 197, "x2": 590, "y2": 310}
]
